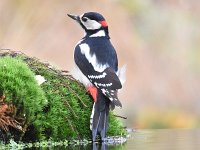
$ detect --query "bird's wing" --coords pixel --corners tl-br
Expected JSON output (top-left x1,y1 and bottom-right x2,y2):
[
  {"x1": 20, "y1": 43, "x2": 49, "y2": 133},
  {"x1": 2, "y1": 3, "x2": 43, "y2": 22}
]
[{"x1": 74, "y1": 42, "x2": 122, "y2": 107}]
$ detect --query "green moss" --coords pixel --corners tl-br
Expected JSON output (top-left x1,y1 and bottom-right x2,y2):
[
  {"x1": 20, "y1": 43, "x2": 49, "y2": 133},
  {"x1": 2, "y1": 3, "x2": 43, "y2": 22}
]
[
  {"x1": 0, "y1": 56, "x2": 47, "y2": 133},
  {"x1": 22, "y1": 56, "x2": 94, "y2": 140},
  {"x1": 108, "y1": 112, "x2": 127, "y2": 136},
  {"x1": 0, "y1": 50, "x2": 126, "y2": 142}
]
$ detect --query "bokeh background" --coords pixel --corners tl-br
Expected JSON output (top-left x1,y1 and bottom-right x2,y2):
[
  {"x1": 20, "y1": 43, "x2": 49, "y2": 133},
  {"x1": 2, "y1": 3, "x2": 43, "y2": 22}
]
[{"x1": 1, "y1": 0, "x2": 200, "y2": 129}]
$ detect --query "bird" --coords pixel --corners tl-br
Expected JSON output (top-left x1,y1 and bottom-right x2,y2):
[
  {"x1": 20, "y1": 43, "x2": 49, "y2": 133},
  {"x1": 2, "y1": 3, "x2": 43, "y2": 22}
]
[{"x1": 67, "y1": 12, "x2": 126, "y2": 141}]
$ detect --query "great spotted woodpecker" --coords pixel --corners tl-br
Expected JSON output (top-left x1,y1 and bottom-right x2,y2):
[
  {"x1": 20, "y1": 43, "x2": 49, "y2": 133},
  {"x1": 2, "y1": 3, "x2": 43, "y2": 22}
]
[{"x1": 68, "y1": 12, "x2": 126, "y2": 141}]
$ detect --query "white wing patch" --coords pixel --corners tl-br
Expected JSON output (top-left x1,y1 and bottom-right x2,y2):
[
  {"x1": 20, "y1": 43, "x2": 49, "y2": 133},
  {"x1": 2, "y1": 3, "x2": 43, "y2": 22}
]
[
  {"x1": 100, "y1": 88, "x2": 122, "y2": 108},
  {"x1": 94, "y1": 82, "x2": 113, "y2": 88},
  {"x1": 101, "y1": 88, "x2": 107, "y2": 95},
  {"x1": 88, "y1": 72, "x2": 107, "y2": 79},
  {"x1": 79, "y1": 43, "x2": 109, "y2": 72}
]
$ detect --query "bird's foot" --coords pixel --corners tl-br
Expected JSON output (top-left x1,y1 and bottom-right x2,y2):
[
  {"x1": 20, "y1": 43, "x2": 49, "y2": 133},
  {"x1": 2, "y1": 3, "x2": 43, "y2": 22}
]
[{"x1": 87, "y1": 86, "x2": 97, "y2": 102}]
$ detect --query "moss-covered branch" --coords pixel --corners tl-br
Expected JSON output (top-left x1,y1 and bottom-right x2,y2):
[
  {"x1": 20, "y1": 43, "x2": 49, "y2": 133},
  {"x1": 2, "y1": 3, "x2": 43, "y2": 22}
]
[{"x1": 0, "y1": 50, "x2": 126, "y2": 143}]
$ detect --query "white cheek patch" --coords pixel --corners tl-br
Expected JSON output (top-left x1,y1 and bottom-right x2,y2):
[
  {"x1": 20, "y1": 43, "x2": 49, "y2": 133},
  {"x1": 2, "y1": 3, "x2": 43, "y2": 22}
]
[
  {"x1": 79, "y1": 43, "x2": 108, "y2": 72},
  {"x1": 81, "y1": 19, "x2": 102, "y2": 30}
]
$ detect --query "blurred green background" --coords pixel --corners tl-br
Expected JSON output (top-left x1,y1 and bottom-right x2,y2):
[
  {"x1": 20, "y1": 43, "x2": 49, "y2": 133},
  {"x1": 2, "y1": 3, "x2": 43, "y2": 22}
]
[{"x1": 1, "y1": 0, "x2": 200, "y2": 129}]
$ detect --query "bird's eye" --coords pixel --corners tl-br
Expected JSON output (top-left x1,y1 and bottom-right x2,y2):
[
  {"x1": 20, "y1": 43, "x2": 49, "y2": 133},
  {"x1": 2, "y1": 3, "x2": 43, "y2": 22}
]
[{"x1": 82, "y1": 17, "x2": 88, "y2": 22}]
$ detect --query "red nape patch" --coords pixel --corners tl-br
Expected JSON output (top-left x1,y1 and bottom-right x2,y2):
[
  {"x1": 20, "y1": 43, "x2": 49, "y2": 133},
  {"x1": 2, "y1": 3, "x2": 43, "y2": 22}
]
[
  {"x1": 87, "y1": 86, "x2": 98, "y2": 102},
  {"x1": 99, "y1": 20, "x2": 108, "y2": 27}
]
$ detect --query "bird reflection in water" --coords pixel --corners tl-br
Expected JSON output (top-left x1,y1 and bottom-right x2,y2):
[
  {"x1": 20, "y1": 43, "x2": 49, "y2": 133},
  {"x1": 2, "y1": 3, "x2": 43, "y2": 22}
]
[{"x1": 92, "y1": 142, "x2": 108, "y2": 150}]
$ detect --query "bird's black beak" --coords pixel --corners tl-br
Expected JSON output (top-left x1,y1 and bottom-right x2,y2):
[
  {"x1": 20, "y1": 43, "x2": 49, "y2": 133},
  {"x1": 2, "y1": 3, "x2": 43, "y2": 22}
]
[{"x1": 67, "y1": 14, "x2": 79, "y2": 21}]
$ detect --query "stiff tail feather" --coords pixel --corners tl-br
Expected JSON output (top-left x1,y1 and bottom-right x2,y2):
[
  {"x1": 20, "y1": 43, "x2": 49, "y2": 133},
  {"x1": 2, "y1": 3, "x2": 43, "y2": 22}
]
[{"x1": 90, "y1": 91, "x2": 110, "y2": 141}]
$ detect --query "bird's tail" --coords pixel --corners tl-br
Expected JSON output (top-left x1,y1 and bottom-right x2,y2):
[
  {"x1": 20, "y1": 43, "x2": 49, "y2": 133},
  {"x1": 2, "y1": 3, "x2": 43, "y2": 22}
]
[{"x1": 90, "y1": 90, "x2": 110, "y2": 141}]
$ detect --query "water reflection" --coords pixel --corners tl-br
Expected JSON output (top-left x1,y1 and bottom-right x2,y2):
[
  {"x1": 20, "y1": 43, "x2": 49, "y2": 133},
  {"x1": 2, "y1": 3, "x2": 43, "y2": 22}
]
[
  {"x1": 59, "y1": 142, "x2": 124, "y2": 150},
  {"x1": 92, "y1": 142, "x2": 125, "y2": 150},
  {"x1": 14, "y1": 129, "x2": 200, "y2": 149},
  {"x1": 93, "y1": 142, "x2": 107, "y2": 150},
  {"x1": 126, "y1": 129, "x2": 200, "y2": 150},
  {"x1": 34, "y1": 142, "x2": 124, "y2": 150}
]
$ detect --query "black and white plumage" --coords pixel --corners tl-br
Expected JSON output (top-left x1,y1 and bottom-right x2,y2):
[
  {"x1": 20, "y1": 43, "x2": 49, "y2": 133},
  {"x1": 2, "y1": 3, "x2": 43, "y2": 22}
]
[{"x1": 68, "y1": 12, "x2": 126, "y2": 141}]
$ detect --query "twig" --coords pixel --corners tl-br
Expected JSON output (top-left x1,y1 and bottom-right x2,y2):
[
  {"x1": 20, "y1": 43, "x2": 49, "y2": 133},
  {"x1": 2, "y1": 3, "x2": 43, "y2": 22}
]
[
  {"x1": 61, "y1": 70, "x2": 69, "y2": 73},
  {"x1": 65, "y1": 116, "x2": 80, "y2": 138},
  {"x1": 113, "y1": 114, "x2": 127, "y2": 119},
  {"x1": 65, "y1": 85, "x2": 88, "y2": 107},
  {"x1": 53, "y1": 81, "x2": 88, "y2": 108},
  {"x1": 62, "y1": 99, "x2": 78, "y2": 118}
]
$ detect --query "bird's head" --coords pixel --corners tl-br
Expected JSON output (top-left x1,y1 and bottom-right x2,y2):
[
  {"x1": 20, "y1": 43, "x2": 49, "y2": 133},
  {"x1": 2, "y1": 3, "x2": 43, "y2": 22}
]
[{"x1": 67, "y1": 12, "x2": 109, "y2": 37}]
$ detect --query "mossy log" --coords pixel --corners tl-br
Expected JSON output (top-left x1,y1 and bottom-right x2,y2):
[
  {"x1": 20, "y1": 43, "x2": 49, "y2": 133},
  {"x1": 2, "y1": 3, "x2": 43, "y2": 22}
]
[{"x1": 0, "y1": 50, "x2": 126, "y2": 142}]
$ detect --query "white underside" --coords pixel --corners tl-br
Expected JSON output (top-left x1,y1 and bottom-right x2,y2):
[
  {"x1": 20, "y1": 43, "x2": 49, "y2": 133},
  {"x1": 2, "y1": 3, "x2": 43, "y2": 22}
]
[
  {"x1": 71, "y1": 64, "x2": 92, "y2": 87},
  {"x1": 90, "y1": 103, "x2": 95, "y2": 130},
  {"x1": 117, "y1": 65, "x2": 126, "y2": 85}
]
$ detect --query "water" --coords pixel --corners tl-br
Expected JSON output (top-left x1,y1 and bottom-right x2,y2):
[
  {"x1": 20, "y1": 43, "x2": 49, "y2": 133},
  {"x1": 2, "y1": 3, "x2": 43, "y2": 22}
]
[
  {"x1": 71, "y1": 129, "x2": 200, "y2": 150},
  {"x1": 125, "y1": 129, "x2": 200, "y2": 150},
  {"x1": 4, "y1": 129, "x2": 200, "y2": 149}
]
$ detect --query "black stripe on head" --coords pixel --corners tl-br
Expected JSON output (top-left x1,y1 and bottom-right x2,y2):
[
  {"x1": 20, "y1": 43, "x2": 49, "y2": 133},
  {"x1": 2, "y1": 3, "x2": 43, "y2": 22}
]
[{"x1": 83, "y1": 12, "x2": 105, "y2": 22}]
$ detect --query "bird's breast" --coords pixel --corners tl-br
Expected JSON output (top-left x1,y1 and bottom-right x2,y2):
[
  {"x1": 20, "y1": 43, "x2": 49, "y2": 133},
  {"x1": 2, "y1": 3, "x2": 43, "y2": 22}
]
[{"x1": 71, "y1": 64, "x2": 93, "y2": 87}]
